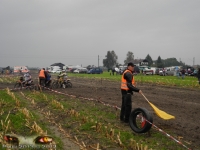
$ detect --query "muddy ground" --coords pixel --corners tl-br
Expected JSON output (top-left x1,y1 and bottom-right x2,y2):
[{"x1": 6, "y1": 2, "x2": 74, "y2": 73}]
[
  {"x1": 60, "y1": 76, "x2": 200, "y2": 148},
  {"x1": 1, "y1": 72, "x2": 200, "y2": 149}
]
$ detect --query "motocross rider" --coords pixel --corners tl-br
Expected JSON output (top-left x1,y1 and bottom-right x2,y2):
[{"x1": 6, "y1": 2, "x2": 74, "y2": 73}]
[
  {"x1": 58, "y1": 70, "x2": 67, "y2": 85},
  {"x1": 24, "y1": 71, "x2": 32, "y2": 85}
]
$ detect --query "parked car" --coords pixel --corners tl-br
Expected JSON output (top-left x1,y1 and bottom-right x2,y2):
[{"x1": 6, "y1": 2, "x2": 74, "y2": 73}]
[
  {"x1": 51, "y1": 69, "x2": 62, "y2": 73},
  {"x1": 155, "y1": 68, "x2": 163, "y2": 75},
  {"x1": 159, "y1": 68, "x2": 166, "y2": 76},
  {"x1": 143, "y1": 67, "x2": 156, "y2": 75},
  {"x1": 88, "y1": 68, "x2": 103, "y2": 74},
  {"x1": 192, "y1": 69, "x2": 198, "y2": 76},
  {"x1": 69, "y1": 68, "x2": 77, "y2": 73},
  {"x1": 73, "y1": 69, "x2": 79, "y2": 73},
  {"x1": 186, "y1": 69, "x2": 198, "y2": 76},
  {"x1": 79, "y1": 68, "x2": 88, "y2": 73},
  {"x1": 165, "y1": 67, "x2": 176, "y2": 76},
  {"x1": 73, "y1": 68, "x2": 88, "y2": 74},
  {"x1": 119, "y1": 67, "x2": 126, "y2": 75},
  {"x1": 139, "y1": 66, "x2": 149, "y2": 73}
]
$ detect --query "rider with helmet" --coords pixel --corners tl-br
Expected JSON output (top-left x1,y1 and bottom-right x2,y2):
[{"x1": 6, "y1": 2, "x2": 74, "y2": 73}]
[
  {"x1": 58, "y1": 70, "x2": 67, "y2": 86},
  {"x1": 24, "y1": 71, "x2": 32, "y2": 85}
]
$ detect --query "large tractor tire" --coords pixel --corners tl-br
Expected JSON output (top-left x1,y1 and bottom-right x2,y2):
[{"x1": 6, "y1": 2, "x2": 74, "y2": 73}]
[{"x1": 129, "y1": 108, "x2": 153, "y2": 133}]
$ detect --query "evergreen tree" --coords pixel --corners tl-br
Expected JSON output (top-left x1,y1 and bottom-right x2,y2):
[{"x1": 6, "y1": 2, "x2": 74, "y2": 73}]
[
  {"x1": 156, "y1": 56, "x2": 164, "y2": 68},
  {"x1": 145, "y1": 54, "x2": 153, "y2": 66},
  {"x1": 124, "y1": 51, "x2": 134, "y2": 65}
]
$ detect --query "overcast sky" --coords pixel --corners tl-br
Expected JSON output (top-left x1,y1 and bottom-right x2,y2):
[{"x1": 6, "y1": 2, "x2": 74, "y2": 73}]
[{"x1": 0, "y1": 0, "x2": 200, "y2": 68}]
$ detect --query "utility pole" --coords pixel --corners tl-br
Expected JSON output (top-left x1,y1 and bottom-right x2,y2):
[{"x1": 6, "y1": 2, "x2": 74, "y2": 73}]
[
  {"x1": 98, "y1": 55, "x2": 99, "y2": 67},
  {"x1": 193, "y1": 57, "x2": 195, "y2": 66}
]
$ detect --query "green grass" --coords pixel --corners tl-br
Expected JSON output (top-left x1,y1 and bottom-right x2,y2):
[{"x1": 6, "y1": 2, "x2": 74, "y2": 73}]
[{"x1": 64, "y1": 72, "x2": 200, "y2": 89}]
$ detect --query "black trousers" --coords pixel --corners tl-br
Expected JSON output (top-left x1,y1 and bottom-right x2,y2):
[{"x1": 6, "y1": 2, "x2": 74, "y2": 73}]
[
  {"x1": 39, "y1": 77, "x2": 45, "y2": 86},
  {"x1": 120, "y1": 93, "x2": 132, "y2": 122}
]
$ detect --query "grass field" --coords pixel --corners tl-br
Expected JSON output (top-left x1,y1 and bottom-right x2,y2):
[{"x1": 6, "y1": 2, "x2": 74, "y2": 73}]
[{"x1": 67, "y1": 72, "x2": 200, "y2": 89}]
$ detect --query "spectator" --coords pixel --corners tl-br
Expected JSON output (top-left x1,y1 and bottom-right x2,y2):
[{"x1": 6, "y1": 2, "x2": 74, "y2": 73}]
[
  {"x1": 112, "y1": 68, "x2": 115, "y2": 76},
  {"x1": 181, "y1": 68, "x2": 186, "y2": 79},
  {"x1": 175, "y1": 67, "x2": 180, "y2": 79},
  {"x1": 162, "y1": 68, "x2": 166, "y2": 76},
  {"x1": 197, "y1": 68, "x2": 200, "y2": 85}
]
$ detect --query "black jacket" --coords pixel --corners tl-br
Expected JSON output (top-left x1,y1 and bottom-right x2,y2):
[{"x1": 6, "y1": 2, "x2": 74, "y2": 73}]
[
  {"x1": 121, "y1": 69, "x2": 140, "y2": 94},
  {"x1": 197, "y1": 71, "x2": 200, "y2": 78}
]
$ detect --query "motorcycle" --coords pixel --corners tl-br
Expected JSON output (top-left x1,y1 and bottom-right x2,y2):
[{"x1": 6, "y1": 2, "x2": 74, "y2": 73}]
[
  {"x1": 14, "y1": 76, "x2": 34, "y2": 90},
  {"x1": 52, "y1": 78, "x2": 72, "y2": 89},
  {"x1": 62, "y1": 79, "x2": 72, "y2": 88}
]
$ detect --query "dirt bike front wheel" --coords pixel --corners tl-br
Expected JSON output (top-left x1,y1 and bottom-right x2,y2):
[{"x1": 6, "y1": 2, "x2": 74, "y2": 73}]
[
  {"x1": 52, "y1": 81, "x2": 59, "y2": 89},
  {"x1": 14, "y1": 82, "x2": 22, "y2": 90}
]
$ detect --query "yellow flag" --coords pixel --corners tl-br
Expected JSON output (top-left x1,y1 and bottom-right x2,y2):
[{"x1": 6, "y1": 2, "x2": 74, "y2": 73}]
[{"x1": 149, "y1": 102, "x2": 175, "y2": 120}]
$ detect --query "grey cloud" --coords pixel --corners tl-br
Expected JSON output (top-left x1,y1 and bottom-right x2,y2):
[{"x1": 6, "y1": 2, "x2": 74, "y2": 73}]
[{"x1": 0, "y1": 0, "x2": 200, "y2": 67}]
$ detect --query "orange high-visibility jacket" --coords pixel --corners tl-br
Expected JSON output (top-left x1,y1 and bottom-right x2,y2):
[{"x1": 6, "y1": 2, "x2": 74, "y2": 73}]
[
  {"x1": 39, "y1": 70, "x2": 45, "y2": 78},
  {"x1": 121, "y1": 70, "x2": 135, "y2": 90}
]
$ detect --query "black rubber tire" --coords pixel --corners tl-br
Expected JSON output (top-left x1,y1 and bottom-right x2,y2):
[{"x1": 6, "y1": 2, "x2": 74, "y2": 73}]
[
  {"x1": 129, "y1": 108, "x2": 153, "y2": 133},
  {"x1": 52, "y1": 81, "x2": 59, "y2": 89},
  {"x1": 66, "y1": 82, "x2": 72, "y2": 88},
  {"x1": 14, "y1": 82, "x2": 22, "y2": 90},
  {"x1": 28, "y1": 84, "x2": 35, "y2": 91}
]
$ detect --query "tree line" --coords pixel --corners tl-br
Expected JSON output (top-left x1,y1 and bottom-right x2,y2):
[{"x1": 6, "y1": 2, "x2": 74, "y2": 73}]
[{"x1": 103, "y1": 50, "x2": 187, "y2": 69}]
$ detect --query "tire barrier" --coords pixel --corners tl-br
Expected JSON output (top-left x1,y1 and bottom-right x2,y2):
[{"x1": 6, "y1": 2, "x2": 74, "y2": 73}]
[{"x1": 129, "y1": 108, "x2": 153, "y2": 133}]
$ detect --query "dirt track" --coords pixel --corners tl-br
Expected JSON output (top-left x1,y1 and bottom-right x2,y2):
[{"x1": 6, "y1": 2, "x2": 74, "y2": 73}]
[
  {"x1": 1, "y1": 72, "x2": 200, "y2": 149},
  {"x1": 58, "y1": 75, "x2": 200, "y2": 149}
]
